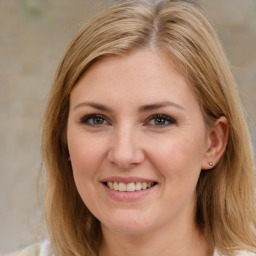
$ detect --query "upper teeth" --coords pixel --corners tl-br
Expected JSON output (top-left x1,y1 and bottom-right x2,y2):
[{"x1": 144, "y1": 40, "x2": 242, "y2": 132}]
[{"x1": 106, "y1": 181, "x2": 154, "y2": 192}]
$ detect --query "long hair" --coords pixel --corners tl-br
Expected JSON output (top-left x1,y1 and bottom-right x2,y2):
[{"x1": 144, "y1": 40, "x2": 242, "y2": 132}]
[{"x1": 41, "y1": 1, "x2": 256, "y2": 255}]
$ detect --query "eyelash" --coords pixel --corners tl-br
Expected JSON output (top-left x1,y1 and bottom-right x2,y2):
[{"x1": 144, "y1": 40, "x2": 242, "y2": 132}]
[
  {"x1": 80, "y1": 114, "x2": 108, "y2": 126},
  {"x1": 147, "y1": 114, "x2": 176, "y2": 127},
  {"x1": 80, "y1": 113, "x2": 176, "y2": 127}
]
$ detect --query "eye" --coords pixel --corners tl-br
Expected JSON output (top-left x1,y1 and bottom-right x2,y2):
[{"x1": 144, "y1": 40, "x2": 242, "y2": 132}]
[
  {"x1": 147, "y1": 114, "x2": 176, "y2": 127},
  {"x1": 80, "y1": 114, "x2": 108, "y2": 126}
]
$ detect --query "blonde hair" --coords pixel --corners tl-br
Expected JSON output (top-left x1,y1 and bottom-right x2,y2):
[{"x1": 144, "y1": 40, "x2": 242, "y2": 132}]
[{"x1": 41, "y1": 0, "x2": 256, "y2": 255}]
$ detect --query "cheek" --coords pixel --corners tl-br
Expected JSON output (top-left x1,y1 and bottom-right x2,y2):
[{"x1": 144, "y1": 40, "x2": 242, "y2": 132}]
[
  {"x1": 67, "y1": 133, "x2": 104, "y2": 207},
  {"x1": 148, "y1": 133, "x2": 205, "y2": 183},
  {"x1": 67, "y1": 131, "x2": 107, "y2": 184}
]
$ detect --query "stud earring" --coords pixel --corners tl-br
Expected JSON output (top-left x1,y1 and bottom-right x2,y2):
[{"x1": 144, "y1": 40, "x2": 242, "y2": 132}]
[{"x1": 209, "y1": 162, "x2": 213, "y2": 167}]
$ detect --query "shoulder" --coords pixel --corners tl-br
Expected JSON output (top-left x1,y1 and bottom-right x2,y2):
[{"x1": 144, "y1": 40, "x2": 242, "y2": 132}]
[
  {"x1": 5, "y1": 241, "x2": 52, "y2": 256},
  {"x1": 214, "y1": 249, "x2": 256, "y2": 256},
  {"x1": 235, "y1": 251, "x2": 256, "y2": 256}
]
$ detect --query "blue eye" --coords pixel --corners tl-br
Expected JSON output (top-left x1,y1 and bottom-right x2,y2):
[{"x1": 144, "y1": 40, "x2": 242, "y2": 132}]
[
  {"x1": 81, "y1": 114, "x2": 107, "y2": 126},
  {"x1": 148, "y1": 114, "x2": 176, "y2": 127}
]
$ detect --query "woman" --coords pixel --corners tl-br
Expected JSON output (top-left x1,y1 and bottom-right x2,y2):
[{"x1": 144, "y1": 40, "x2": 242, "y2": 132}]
[{"x1": 14, "y1": 0, "x2": 256, "y2": 255}]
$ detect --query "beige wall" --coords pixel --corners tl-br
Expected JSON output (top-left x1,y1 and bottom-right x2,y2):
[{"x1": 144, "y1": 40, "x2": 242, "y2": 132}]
[{"x1": 0, "y1": 0, "x2": 255, "y2": 253}]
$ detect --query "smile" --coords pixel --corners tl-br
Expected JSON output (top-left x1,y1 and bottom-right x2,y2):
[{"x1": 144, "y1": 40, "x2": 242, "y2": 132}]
[{"x1": 103, "y1": 181, "x2": 157, "y2": 192}]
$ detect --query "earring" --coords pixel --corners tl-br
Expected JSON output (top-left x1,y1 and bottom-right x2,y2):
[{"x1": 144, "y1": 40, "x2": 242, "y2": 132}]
[{"x1": 209, "y1": 162, "x2": 213, "y2": 167}]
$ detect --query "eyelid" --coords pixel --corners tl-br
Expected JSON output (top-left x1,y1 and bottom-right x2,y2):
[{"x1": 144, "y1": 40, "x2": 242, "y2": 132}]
[
  {"x1": 80, "y1": 113, "x2": 109, "y2": 125},
  {"x1": 79, "y1": 113, "x2": 176, "y2": 128},
  {"x1": 146, "y1": 114, "x2": 176, "y2": 127}
]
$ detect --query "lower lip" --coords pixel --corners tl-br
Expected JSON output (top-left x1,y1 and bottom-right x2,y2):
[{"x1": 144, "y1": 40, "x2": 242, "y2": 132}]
[{"x1": 101, "y1": 183, "x2": 156, "y2": 201}]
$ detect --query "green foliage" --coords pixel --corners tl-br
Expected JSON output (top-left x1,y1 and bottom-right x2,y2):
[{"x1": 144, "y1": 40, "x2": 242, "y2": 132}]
[{"x1": 23, "y1": 0, "x2": 42, "y2": 18}]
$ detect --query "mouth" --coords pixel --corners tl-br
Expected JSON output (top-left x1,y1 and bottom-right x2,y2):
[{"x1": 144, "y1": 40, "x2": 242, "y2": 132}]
[{"x1": 102, "y1": 181, "x2": 158, "y2": 192}]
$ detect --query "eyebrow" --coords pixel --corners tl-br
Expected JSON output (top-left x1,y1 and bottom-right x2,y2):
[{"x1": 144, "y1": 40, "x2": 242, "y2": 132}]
[
  {"x1": 138, "y1": 101, "x2": 185, "y2": 112},
  {"x1": 73, "y1": 101, "x2": 185, "y2": 112},
  {"x1": 73, "y1": 102, "x2": 112, "y2": 112}
]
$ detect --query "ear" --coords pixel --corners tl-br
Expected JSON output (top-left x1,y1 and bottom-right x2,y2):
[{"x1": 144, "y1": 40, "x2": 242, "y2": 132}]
[{"x1": 201, "y1": 116, "x2": 229, "y2": 170}]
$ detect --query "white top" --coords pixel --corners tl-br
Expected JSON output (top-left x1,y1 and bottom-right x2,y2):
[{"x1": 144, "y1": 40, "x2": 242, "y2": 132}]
[
  {"x1": 6, "y1": 241, "x2": 52, "y2": 256},
  {"x1": 39, "y1": 241, "x2": 51, "y2": 256},
  {"x1": 214, "y1": 249, "x2": 256, "y2": 256},
  {"x1": 9, "y1": 241, "x2": 256, "y2": 256}
]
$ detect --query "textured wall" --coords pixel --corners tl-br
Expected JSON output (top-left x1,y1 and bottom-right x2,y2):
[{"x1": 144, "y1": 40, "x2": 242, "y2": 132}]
[
  {"x1": 0, "y1": 0, "x2": 111, "y2": 253},
  {"x1": 0, "y1": 0, "x2": 255, "y2": 254}
]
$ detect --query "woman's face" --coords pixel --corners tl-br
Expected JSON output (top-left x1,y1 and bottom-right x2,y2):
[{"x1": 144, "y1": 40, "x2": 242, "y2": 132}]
[{"x1": 67, "y1": 49, "x2": 212, "y2": 236}]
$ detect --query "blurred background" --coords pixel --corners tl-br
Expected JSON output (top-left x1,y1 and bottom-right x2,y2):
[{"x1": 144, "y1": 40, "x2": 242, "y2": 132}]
[{"x1": 0, "y1": 0, "x2": 255, "y2": 254}]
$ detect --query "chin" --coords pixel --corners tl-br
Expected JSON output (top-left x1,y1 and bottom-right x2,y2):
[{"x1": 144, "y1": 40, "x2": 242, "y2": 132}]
[
  {"x1": 105, "y1": 223, "x2": 152, "y2": 236},
  {"x1": 100, "y1": 211, "x2": 154, "y2": 235}
]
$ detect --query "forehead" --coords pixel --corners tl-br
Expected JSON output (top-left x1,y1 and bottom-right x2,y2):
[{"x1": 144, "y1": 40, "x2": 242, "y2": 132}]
[{"x1": 70, "y1": 49, "x2": 198, "y2": 111}]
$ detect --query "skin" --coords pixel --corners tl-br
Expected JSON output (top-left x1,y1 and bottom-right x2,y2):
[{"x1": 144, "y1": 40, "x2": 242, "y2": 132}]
[{"x1": 67, "y1": 49, "x2": 228, "y2": 256}]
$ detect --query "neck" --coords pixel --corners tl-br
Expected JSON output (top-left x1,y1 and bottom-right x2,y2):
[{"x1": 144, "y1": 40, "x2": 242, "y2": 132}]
[{"x1": 99, "y1": 217, "x2": 209, "y2": 256}]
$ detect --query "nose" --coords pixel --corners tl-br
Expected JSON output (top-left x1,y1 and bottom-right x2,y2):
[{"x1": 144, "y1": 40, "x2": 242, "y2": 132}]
[{"x1": 107, "y1": 125, "x2": 145, "y2": 169}]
